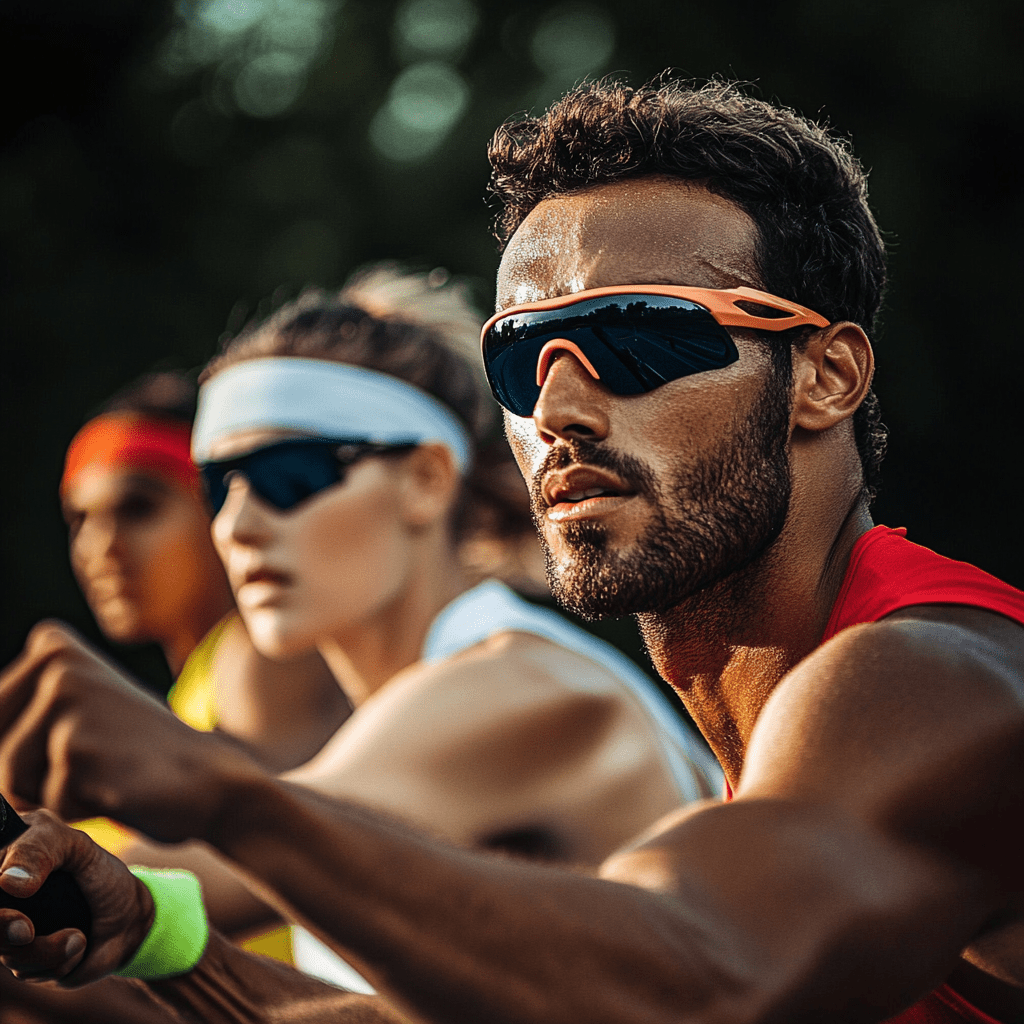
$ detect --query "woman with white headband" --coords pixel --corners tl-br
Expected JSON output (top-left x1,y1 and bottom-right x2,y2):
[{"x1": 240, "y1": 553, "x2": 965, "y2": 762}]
[{"x1": 10, "y1": 265, "x2": 720, "y2": 1004}]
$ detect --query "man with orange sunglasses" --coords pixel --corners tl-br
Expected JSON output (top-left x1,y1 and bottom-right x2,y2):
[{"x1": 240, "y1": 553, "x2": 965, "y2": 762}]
[{"x1": 2, "y1": 80, "x2": 1024, "y2": 1024}]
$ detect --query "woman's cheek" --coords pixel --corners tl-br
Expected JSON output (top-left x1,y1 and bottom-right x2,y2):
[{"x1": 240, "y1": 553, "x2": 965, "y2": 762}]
[{"x1": 304, "y1": 500, "x2": 408, "y2": 618}]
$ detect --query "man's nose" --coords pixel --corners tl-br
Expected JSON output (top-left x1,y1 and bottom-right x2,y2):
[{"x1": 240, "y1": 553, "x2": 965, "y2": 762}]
[{"x1": 531, "y1": 346, "x2": 610, "y2": 446}]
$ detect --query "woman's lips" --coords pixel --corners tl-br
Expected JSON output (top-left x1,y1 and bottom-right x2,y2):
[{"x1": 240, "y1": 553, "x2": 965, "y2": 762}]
[
  {"x1": 86, "y1": 574, "x2": 137, "y2": 604},
  {"x1": 242, "y1": 567, "x2": 292, "y2": 586},
  {"x1": 236, "y1": 567, "x2": 293, "y2": 605}
]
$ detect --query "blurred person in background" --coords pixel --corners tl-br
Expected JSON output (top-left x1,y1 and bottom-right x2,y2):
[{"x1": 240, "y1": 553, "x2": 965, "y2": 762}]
[
  {"x1": 59, "y1": 371, "x2": 346, "y2": 775},
  {"x1": 60, "y1": 372, "x2": 231, "y2": 681}
]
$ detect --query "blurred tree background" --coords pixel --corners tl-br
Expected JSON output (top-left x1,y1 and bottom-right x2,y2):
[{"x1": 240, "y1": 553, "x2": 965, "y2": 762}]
[{"x1": 1, "y1": 0, "x2": 1022, "y2": 694}]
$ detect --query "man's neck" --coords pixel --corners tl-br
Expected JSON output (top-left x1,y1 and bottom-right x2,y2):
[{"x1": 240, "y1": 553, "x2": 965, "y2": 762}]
[{"x1": 638, "y1": 500, "x2": 873, "y2": 788}]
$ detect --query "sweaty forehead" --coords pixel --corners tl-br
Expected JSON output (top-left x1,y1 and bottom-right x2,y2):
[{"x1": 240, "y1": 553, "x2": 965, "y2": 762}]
[{"x1": 495, "y1": 176, "x2": 760, "y2": 310}]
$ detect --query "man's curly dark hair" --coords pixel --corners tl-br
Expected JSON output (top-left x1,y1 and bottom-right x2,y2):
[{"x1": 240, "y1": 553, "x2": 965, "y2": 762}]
[{"x1": 487, "y1": 79, "x2": 888, "y2": 501}]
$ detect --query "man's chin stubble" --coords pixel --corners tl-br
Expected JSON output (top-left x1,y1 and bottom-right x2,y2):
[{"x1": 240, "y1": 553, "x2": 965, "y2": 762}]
[
  {"x1": 541, "y1": 459, "x2": 790, "y2": 622},
  {"x1": 543, "y1": 517, "x2": 714, "y2": 620},
  {"x1": 529, "y1": 381, "x2": 793, "y2": 622},
  {"x1": 545, "y1": 526, "x2": 784, "y2": 625}
]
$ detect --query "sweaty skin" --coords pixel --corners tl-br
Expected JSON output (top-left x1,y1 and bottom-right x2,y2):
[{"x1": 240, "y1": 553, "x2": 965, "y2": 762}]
[{"x1": 2, "y1": 177, "x2": 1024, "y2": 1024}]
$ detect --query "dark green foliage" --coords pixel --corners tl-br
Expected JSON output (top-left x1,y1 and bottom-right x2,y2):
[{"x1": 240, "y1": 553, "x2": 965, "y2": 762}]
[{"x1": 2, "y1": 0, "x2": 1022, "y2": 687}]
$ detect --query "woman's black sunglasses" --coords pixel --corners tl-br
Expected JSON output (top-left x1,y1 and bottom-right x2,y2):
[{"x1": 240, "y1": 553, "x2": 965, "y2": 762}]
[
  {"x1": 199, "y1": 437, "x2": 417, "y2": 515},
  {"x1": 480, "y1": 285, "x2": 829, "y2": 418}
]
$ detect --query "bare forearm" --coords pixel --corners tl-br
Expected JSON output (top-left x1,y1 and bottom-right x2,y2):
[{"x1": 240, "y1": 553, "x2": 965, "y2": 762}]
[
  {"x1": 202, "y1": 775, "x2": 723, "y2": 1024},
  {"x1": 198, "y1": 775, "x2": 993, "y2": 1024},
  {"x1": 148, "y1": 932, "x2": 415, "y2": 1024},
  {"x1": 0, "y1": 970, "x2": 188, "y2": 1024}
]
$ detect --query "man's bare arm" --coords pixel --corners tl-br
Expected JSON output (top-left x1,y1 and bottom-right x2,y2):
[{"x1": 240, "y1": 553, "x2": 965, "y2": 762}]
[
  {"x1": 107, "y1": 630, "x2": 681, "y2": 940},
  {"x1": 1, "y1": 613, "x2": 1022, "y2": 1023},
  {"x1": 175, "y1": 610, "x2": 1024, "y2": 1024},
  {"x1": 0, "y1": 968, "x2": 191, "y2": 1024},
  {"x1": 148, "y1": 932, "x2": 415, "y2": 1024}
]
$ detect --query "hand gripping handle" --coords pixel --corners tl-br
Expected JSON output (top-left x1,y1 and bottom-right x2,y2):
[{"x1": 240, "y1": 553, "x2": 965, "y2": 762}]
[{"x1": 0, "y1": 793, "x2": 92, "y2": 939}]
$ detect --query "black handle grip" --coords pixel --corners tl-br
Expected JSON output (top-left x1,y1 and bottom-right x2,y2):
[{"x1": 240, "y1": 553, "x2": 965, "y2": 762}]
[{"x1": 0, "y1": 794, "x2": 92, "y2": 939}]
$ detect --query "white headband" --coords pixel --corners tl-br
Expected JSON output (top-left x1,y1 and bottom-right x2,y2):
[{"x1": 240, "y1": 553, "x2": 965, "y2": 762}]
[{"x1": 192, "y1": 357, "x2": 473, "y2": 473}]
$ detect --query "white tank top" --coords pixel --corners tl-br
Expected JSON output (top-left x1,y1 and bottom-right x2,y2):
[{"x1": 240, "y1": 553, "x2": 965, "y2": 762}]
[{"x1": 292, "y1": 580, "x2": 721, "y2": 991}]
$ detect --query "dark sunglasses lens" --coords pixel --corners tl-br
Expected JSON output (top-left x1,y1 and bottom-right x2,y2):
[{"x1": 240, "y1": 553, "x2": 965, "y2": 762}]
[
  {"x1": 200, "y1": 464, "x2": 230, "y2": 515},
  {"x1": 201, "y1": 442, "x2": 344, "y2": 515},
  {"x1": 245, "y1": 444, "x2": 342, "y2": 511},
  {"x1": 484, "y1": 296, "x2": 738, "y2": 417}
]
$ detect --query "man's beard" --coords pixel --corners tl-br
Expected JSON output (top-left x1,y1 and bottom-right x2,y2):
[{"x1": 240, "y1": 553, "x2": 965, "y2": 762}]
[{"x1": 529, "y1": 372, "x2": 793, "y2": 620}]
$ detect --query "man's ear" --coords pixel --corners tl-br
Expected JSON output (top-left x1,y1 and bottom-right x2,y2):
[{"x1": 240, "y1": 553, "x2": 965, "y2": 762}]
[
  {"x1": 791, "y1": 323, "x2": 874, "y2": 433},
  {"x1": 398, "y1": 443, "x2": 461, "y2": 530}
]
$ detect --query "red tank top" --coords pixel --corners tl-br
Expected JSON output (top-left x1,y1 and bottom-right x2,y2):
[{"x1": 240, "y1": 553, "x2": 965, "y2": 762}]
[
  {"x1": 883, "y1": 985, "x2": 1005, "y2": 1024},
  {"x1": 823, "y1": 525, "x2": 1024, "y2": 642},
  {"x1": 745, "y1": 526, "x2": 1024, "y2": 1023}
]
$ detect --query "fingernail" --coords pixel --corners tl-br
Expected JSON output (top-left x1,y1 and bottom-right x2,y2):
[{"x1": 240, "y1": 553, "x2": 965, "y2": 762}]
[
  {"x1": 6, "y1": 920, "x2": 31, "y2": 944},
  {"x1": 2, "y1": 868, "x2": 31, "y2": 881},
  {"x1": 65, "y1": 934, "x2": 86, "y2": 958}
]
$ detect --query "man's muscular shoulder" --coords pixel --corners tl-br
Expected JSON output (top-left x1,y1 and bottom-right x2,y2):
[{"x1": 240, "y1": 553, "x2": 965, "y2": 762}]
[{"x1": 743, "y1": 604, "x2": 1024, "y2": 878}]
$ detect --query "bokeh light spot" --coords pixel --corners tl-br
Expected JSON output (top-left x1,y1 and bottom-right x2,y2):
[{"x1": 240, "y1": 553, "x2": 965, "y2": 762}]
[
  {"x1": 370, "y1": 61, "x2": 469, "y2": 162},
  {"x1": 198, "y1": 0, "x2": 266, "y2": 36},
  {"x1": 393, "y1": 0, "x2": 479, "y2": 62},
  {"x1": 530, "y1": 3, "x2": 615, "y2": 80},
  {"x1": 159, "y1": 0, "x2": 340, "y2": 118},
  {"x1": 234, "y1": 52, "x2": 307, "y2": 117}
]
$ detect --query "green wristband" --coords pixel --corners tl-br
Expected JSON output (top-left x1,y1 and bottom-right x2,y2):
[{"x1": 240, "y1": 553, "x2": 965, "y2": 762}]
[{"x1": 116, "y1": 867, "x2": 209, "y2": 980}]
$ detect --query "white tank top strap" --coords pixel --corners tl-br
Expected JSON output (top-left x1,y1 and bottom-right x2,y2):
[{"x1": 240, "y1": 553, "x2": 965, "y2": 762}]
[{"x1": 423, "y1": 580, "x2": 722, "y2": 802}]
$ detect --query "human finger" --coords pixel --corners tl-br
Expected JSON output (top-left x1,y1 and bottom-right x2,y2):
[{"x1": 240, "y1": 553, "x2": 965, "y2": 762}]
[
  {"x1": 0, "y1": 924, "x2": 87, "y2": 981},
  {"x1": 0, "y1": 807, "x2": 155, "y2": 985},
  {"x1": 0, "y1": 906, "x2": 35, "y2": 946},
  {"x1": 0, "y1": 621, "x2": 70, "y2": 745},
  {"x1": 0, "y1": 685, "x2": 55, "y2": 811}
]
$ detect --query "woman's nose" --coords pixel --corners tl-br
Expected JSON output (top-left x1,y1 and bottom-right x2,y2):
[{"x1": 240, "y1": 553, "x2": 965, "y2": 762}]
[
  {"x1": 73, "y1": 514, "x2": 121, "y2": 568},
  {"x1": 212, "y1": 476, "x2": 273, "y2": 549}
]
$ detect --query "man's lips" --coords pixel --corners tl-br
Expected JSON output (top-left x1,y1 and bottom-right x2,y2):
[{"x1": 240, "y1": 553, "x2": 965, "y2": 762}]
[{"x1": 542, "y1": 466, "x2": 636, "y2": 519}]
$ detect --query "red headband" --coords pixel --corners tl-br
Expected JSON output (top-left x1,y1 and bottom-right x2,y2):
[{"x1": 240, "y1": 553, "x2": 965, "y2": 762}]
[{"x1": 61, "y1": 412, "x2": 199, "y2": 495}]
